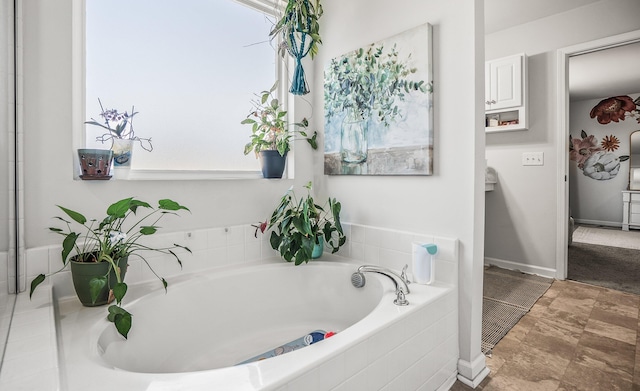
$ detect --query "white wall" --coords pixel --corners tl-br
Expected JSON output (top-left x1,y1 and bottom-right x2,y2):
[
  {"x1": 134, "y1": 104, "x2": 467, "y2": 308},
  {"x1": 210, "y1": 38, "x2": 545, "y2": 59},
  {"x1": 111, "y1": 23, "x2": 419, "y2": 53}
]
[
  {"x1": 312, "y1": 0, "x2": 487, "y2": 384},
  {"x1": 569, "y1": 93, "x2": 640, "y2": 226},
  {"x1": 485, "y1": 0, "x2": 640, "y2": 275}
]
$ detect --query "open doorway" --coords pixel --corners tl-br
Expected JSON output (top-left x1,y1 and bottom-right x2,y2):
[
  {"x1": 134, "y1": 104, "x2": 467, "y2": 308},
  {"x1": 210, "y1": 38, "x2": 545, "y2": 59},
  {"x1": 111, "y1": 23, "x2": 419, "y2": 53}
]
[{"x1": 557, "y1": 30, "x2": 640, "y2": 293}]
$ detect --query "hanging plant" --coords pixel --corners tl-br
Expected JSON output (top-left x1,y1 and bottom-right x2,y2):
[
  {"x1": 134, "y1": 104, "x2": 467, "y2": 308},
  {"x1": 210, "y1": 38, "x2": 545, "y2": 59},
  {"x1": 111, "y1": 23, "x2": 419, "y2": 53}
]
[{"x1": 269, "y1": 0, "x2": 323, "y2": 95}]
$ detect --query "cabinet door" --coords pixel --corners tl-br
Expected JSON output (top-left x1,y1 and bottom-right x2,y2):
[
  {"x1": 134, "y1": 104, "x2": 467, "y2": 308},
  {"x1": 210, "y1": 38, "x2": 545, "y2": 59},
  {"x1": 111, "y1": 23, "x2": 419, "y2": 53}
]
[{"x1": 486, "y1": 55, "x2": 522, "y2": 110}]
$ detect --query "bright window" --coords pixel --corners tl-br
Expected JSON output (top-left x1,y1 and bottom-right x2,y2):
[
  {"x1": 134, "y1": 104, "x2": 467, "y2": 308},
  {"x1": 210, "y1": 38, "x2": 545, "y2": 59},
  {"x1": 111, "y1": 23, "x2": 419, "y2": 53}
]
[{"x1": 85, "y1": 0, "x2": 278, "y2": 172}]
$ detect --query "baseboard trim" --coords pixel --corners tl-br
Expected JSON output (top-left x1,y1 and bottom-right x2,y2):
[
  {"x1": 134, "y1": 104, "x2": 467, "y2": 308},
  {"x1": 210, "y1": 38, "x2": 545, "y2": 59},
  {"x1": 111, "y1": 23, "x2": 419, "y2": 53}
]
[
  {"x1": 573, "y1": 218, "x2": 621, "y2": 228},
  {"x1": 484, "y1": 257, "x2": 556, "y2": 279}
]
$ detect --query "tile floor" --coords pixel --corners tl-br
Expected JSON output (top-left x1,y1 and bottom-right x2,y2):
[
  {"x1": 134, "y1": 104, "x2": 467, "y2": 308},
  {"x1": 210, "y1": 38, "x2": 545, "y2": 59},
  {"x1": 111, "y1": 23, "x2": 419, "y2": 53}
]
[{"x1": 451, "y1": 279, "x2": 640, "y2": 391}]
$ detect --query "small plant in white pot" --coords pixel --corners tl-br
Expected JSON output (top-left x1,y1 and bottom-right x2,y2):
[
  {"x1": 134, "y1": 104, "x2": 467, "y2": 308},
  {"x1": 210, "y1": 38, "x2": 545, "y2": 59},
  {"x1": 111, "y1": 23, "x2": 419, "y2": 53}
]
[{"x1": 85, "y1": 98, "x2": 153, "y2": 166}]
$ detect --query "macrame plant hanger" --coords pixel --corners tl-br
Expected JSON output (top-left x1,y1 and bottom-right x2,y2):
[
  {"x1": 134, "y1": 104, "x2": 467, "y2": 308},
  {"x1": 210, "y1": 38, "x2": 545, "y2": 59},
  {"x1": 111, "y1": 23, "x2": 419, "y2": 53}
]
[{"x1": 283, "y1": 0, "x2": 312, "y2": 95}]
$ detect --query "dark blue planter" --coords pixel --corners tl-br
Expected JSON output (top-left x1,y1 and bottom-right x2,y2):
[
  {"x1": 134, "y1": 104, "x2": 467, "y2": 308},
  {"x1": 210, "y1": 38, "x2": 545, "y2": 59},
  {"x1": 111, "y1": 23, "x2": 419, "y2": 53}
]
[{"x1": 259, "y1": 150, "x2": 288, "y2": 179}]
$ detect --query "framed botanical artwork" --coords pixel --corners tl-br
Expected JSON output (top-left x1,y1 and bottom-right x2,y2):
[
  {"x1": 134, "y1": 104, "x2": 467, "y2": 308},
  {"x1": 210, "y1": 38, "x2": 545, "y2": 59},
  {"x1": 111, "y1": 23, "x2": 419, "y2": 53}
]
[{"x1": 324, "y1": 23, "x2": 433, "y2": 175}]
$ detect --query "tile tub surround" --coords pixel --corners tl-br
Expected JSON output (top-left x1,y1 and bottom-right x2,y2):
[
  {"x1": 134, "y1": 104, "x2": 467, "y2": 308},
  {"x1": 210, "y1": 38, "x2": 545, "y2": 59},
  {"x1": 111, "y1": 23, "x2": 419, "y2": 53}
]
[
  {"x1": 6, "y1": 223, "x2": 459, "y2": 390},
  {"x1": 0, "y1": 285, "x2": 59, "y2": 391}
]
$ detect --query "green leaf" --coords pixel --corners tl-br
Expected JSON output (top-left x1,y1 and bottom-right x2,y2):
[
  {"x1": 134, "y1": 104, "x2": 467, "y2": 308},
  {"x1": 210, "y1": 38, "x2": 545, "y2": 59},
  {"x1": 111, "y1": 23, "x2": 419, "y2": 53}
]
[
  {"x1": 61, "y1": 232, "x2": 79, "y2": 263},
  {"x1": 270, "y1": 231, "x2": 282, "y2": 251},
  {"x1": 139, "y1": 226, "x2": 157, "y2": 235},
  {"x1": 158, "y1": 199, "x2": 190, "y2": 212},
  {"x1": 161, "y1": 278, "x2": 168, "y2": 292},
  {"x1": 107, "y1": 304, "x2": 128, "y2": 321},
  {"x1": 114, "y1": 310, "x2": 132, "y2": 339},
  {"x1": 58, "y1": 206, "x2": 86, "y2": 225},
  {"x1": 113, "y1": 282, "x2": 127, "y2": 304},
  {"x1": 241, "y1": 118, "x2": 256, "y2": 125},
  {"x1": 29, "y1": 274, "x2": 45, "y2": 298},
  {"x1": 107, "y1": 198, "x2": 133, "y2": 218},
  {"x1": 168, "y1": 249, "x2": 183, "y2": 269},
  {"x1": 129, "y1": 199, "x2": 152, "y2": 213},
  {"x1": 89, "y1": 276, "x2": 107, "y2": 305}
]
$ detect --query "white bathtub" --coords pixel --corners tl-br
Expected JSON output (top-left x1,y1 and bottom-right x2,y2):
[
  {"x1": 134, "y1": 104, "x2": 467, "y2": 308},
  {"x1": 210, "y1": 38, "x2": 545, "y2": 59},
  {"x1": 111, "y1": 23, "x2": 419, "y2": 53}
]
[{"x1": 56, "y1": 256, "x2": 459, "y2": 390}]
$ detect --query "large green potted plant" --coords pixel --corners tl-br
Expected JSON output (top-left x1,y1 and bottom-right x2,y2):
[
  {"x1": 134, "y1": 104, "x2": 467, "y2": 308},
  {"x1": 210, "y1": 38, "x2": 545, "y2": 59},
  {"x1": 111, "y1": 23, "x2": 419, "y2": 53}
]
[
  {"x1": 241, "y1": 82, "x2": 317, "y2": 178},
  {"x1": 29, "y1": 197, "x2": 191, "y2": 339},
  {"x1": 85, "y1": 98, "x2": 153, "y2": 166},
  {"x1": 324, "y1": 43, "x2": 432, "y2": 163},
  {"x1": 266, "y1": 181, "x2": 346, "y2": 265}
]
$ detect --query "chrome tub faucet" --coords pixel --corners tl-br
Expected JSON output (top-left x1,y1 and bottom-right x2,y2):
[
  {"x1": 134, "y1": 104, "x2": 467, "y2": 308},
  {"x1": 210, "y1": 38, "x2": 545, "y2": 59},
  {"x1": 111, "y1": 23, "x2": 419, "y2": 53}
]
[{"x1": 351, "y1": 265, "x2": 410, "y2": 306}]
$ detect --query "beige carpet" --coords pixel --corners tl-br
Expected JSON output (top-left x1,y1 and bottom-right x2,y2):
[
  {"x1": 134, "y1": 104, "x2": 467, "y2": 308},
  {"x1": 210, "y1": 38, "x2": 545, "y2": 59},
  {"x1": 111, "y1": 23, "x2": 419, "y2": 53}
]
[{"x1": 572, "y1": 225, "x2": 640, "y2": 250}]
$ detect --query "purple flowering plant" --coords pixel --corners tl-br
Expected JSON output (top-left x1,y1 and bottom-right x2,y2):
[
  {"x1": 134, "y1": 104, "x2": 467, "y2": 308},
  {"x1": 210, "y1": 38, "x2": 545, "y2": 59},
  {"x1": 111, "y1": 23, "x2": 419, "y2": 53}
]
[{"x1": 85, "y1": 98, "x2": 153, "y2": 152}]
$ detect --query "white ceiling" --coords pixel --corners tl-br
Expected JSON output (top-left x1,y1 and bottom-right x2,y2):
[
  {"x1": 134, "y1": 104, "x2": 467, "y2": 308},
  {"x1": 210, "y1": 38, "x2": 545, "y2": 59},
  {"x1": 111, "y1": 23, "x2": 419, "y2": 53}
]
[
  {"x1": 484, "y1": 0, "x2": 600, "y2": 35},
  {"x1": 485, "y1": 0, "x2": 640, "y2": 101},
  {"x1": 569, "y1": 42, "x2": 640, "y2": 101}
]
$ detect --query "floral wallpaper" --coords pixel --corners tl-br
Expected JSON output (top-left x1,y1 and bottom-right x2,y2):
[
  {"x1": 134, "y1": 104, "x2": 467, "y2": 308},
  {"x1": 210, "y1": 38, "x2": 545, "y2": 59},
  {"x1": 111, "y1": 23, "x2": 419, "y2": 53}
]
[
  {"x1": 589, "y1": 95, "x2": 640, "y2": 124},
  {"x1": 569, "y1": 94, "x2": 639, "y2": 181}
]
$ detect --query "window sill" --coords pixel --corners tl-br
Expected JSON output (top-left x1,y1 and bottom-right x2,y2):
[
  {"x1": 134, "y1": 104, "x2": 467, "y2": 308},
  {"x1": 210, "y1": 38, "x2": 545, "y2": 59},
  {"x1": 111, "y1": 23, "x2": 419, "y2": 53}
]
[{"x1": 76, "y1": 169, "x2": 283, "y2": 181}]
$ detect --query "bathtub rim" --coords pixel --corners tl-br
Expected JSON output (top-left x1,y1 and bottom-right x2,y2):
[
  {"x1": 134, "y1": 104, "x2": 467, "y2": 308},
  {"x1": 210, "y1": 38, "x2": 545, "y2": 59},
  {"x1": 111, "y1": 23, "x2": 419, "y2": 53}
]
[{"x1": 55, "y1": 255, "x2": 456, "y2": 391}]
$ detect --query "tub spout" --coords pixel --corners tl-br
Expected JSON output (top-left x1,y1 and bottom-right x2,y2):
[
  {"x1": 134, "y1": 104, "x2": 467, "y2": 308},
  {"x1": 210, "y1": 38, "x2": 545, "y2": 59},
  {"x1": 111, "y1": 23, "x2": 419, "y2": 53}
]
[{"x1": 352, "y1": 265, "x2": 410, "y2": 306}]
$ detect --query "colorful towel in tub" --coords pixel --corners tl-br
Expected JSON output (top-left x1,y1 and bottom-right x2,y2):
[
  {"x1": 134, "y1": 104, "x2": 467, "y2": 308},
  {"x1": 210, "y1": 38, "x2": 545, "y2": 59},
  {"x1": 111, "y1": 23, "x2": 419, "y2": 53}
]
[{"x1": 236, "y1": 330, "x2": 336, "y2": 365}]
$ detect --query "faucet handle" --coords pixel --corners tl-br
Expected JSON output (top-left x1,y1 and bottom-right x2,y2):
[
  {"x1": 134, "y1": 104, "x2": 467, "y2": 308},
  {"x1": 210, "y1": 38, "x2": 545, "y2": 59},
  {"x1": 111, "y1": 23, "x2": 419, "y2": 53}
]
[
  {"x1": 400, "y1": 264, "x2": 411, "y2": 285},
  {"x1": 394, "y1": 290, "x2": 409, "y2": 306}
]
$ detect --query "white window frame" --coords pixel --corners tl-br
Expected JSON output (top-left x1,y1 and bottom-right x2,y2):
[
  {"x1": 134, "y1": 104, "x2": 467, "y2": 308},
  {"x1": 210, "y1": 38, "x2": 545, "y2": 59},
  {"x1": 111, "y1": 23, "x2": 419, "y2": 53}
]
[{"x1": 72, "y1": 0, "x2": 296, "y2": 181}]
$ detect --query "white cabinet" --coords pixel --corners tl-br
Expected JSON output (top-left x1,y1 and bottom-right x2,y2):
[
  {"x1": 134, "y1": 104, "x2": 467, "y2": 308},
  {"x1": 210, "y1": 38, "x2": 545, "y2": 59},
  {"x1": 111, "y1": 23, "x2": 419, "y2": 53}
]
[
  {"x1": 485, "y1": 54, "x2": 528, "y2": 132},
  {"x1": 622, "y1": 190, "x2": 640, "y2": 231}
]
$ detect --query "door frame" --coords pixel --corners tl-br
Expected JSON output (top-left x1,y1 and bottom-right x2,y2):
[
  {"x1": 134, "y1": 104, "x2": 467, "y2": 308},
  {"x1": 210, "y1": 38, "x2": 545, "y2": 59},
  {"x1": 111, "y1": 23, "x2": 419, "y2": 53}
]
[{"x1": 555, "y1": 29, "x2": 640, "y2": 279}]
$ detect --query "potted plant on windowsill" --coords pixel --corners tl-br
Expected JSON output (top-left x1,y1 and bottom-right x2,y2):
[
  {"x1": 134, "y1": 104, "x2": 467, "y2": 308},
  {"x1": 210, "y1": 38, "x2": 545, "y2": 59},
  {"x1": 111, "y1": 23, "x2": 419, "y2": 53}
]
[
  {"x1": 241, "y1": 81, "x2": 317, "y2": 178},
  {"x1": 266, "y1": 181, "x2": 345, "y2": 265},
  {"x1": 29, "y1": 197, "x2": 191, "y2": 339},
  {"x1": 85, "y1": 98, "x2": 153, "y2": 167}
]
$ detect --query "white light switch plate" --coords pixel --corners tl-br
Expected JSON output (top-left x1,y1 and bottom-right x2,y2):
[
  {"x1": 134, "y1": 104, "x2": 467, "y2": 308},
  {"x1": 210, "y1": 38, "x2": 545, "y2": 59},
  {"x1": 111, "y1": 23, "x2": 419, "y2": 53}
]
[{"x1": 522, "y1": 152, "x2": 544, "y2": 166}]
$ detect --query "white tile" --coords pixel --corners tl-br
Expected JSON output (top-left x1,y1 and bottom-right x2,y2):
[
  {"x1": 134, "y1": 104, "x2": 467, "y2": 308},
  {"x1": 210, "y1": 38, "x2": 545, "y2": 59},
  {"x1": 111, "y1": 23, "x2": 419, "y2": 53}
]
[
  {"x1": 47, "y1": 245, "x2": 64, "y2": 273},
  {"x1": 367, "y1": 325, "x2": 398, "y2": 363},
  {"x1": 0, "y1": 348, "x2": 56, "y2": 384},
  {"x1": 364, "y1": 355, "x2": 392, "y2": 388},
  {"x1": 287, "y1": 367, "x2": 319, "y2": 391},
  {"x1": 434, "y1": 259, "x2": 457, "y2": 285},
  {"x1": 207, "y1": 247, "x2": 228, "y2": 268},
  {"x1": 181, "y1": 229, "x2": 207, "y2": 252},
  {"x1": 364, "y1": 226, "x2": 384, "y2": 247},
  {"x1": 244, "y1": 242, "x2": 261, "y2": 262},
  {"x1": 344, "y1": 340, "x2": 368, "y2": 377},
  {"x1": 385, "y1": 345, "x2": 408, "y2": 385},
  {"x1": 226, "y1": 226, "x2": 244, "y2": 246},
  {"x1": 25, "y1": 247, "x2": 49, "y2": 278},
  {"x1": 207, "y1": 227, "x2": 227, "y2": 248},
  {"x1": 317, "y1": 354, "x2": 346, "y2": 390},
  {"x1": 350, "y1": 241, "x2": 365, "y2": 261},
  {"x1": 339, "y1": 369, "x2": 370, "y2": 391},
  {"x1": 8, "y1": 306, "x2": 50, "y2": 328},
  {"x1": 363, "y1": 245, "x2": 379, "y2": 264},
  {"x1": 0, "y1": 367, "x2": 58, "y2": 391},
  {"x1": 378, "y1": 248, "x2": 410, "y2": 272},
  {"x1": 350, "y1": 224, "x2": 365, "y2": 243},
  {"x1": 432, "y1": 236, "x2": 458, "y2": 263},
  {"x1": 227, "y1": 244, "x2": 244, "y2": 263},
  {"x1": 4, "y1": 328, "x2": 53, "y2": 359},
  {"x1": 381, "y1": 374, "x2": 407, "y2": 391}
]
